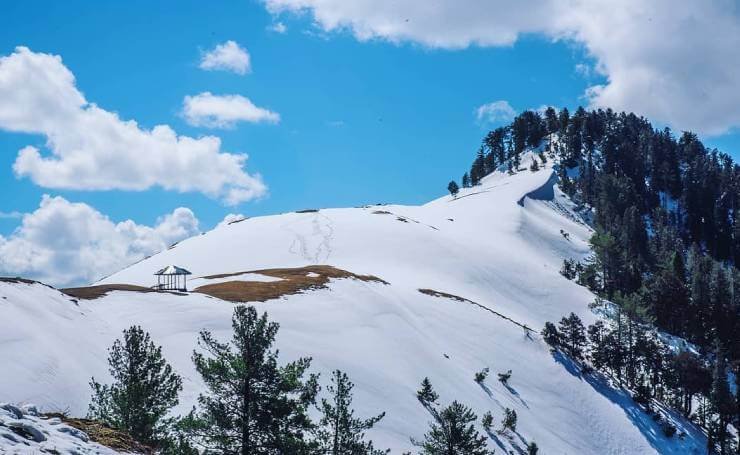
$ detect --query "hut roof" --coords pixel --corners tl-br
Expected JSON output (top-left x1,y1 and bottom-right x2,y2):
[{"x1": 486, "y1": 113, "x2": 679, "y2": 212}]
[{"x1": 154, "y1": 265, "x2": 192, "y2": 276}]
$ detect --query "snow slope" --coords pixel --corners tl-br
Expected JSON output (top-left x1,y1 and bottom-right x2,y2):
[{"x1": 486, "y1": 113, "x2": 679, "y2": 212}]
[{"x1": 0, "y1": 156, "x2": 707, "y2": 454}]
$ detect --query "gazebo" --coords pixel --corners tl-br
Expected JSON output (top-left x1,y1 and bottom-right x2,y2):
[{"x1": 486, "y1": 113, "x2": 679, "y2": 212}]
[{"x1": 153, "y1": 265, "x2": 192, "y2": 292}]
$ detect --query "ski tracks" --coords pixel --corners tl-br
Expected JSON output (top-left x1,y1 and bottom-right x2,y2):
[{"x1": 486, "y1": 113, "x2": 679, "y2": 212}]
[{"x1": 283, "y1": 212, "x2": 335, "y2": 264}]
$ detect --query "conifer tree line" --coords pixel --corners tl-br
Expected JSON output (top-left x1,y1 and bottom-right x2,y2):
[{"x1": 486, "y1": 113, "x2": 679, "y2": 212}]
[
  {"x1": 459, "y1": 106, "x2": 740, "y2": 357},
  {"x1": 87, "y1": 307, "x2": 389, "y2": 454},
  {"x1": 454, "y1": 106, "x2": 740, "y2": 453},
  {"x1": 543, "y1": 309, "x2": 737, "y2": 453}
]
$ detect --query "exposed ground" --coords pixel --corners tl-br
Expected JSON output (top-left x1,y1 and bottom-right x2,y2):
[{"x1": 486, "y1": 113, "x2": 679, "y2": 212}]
[
  {"x1": 61, "y1": 284, "x2": 186, "y2": 300},
  {"x1": 419, "y1": 288, "x2": 534, "y2": 332},
  {"x1": 44, "y1": 413, "x2": 153, "y2": 453},
  {"x1": 194, "y1": 265, "x2": 388, "y2": 302},
  {"x1": 0, "y1": 277, "x2": 39, "y2": 285}
]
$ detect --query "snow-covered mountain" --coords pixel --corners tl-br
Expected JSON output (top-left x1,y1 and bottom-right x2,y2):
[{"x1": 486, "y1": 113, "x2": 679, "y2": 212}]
[{"x1": 0, "y1": 155, "x2": 707, "y2": 454}]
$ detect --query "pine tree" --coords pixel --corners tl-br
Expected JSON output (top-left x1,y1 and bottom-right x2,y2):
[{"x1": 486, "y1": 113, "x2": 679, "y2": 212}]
[
  {"x1": 558, "y1": 313, "x2": 587, "y2": 360},
  {"x1": 413, "y1": 401, "x2": 492, "y2": 455},
  {"x1": 587, "y1": 320, "x2": 609, "y2": 370},
  {"x1": 470, "y1": 149, "x2": 486, "y2": 185},
  {"x1": 461, "y1": 173, "x2": 471, "y2": 188},
  {"x1": 497, "y1": 370, "x2": 512, "y2": 384},
  {"x1": 417, "y1": 377, "x2": 439, "y2": 405},
  {"x1": 447, "y1": 180, "x2": 460, "y2": 197},
  {"x1": 88, "y1": 326, "x2": 182, "y2": 447},
  {"x1": 481, "y1": 411, "x2": 493, "y2": 433},
  {"x1": 526, "y1": 441, "x2": 539, "y2": 455},
  {"x1": 474, "y1": 367, "x2": 490, "y2": 383},
  {"x1": 184, "y1": 306, "x2": 319, "y2": 454},
  {"x1": 709, "y1": 349, "x2": 735, "y2": 454},
  {"x1": 529, "y1": 159, "x2": 539, "y2": 172},
  {"x1": 500, "y1": 408, "x2": 517, "y2": 434},
  {"x1": 314, "y1": 370, "x2": 388, "y2": 455},
  {"x1": 541, "y1": 322, "x2": 560, "y2": 347}
]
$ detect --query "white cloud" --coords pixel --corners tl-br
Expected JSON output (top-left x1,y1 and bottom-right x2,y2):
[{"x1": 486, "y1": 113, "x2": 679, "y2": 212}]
[
  {"x1": 0, "y1": 195, "x2": 200, "y2": 287},
  {"x1": 475, "y1": 100, "x2": 516, "y2": 125},
  {"x1": 269, "y1": 22, "x2": 288, "y2": 33},
  {"x1": 199, "y1": 40, "x2": 252, "y2": 75},
  {"x1": 182, "y1": 92, "x2": 280, "y2": 128},
  {"x1": 264, "y1": 0, "x2": 740, "y2": 135},
  {"x1": 574, "y1": 63, "x2": 592, "y2": 78},
  {"x1": 0, "y1": 47, "x2": 266, "y2": 205},
  {"x1": 0, "y1": 211, "x2": 22, "y2": 219},
  {"x1": 216, "y1": 213, "x2": 247, "y2": 228}
]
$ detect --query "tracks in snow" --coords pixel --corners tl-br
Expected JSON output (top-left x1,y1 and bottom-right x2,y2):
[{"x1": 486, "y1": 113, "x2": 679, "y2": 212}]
[{"x1": 283, "y1": 212, "x2": 335, "y2": 264}]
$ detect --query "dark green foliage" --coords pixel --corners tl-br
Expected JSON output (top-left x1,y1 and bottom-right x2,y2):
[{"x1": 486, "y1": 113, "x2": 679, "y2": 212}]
[
  {"x1": 497, "y1": 370, "x2": 512, "y2": 384},
  {"x1": 447, "y1": 180, "x2": 459, "y2": 197},
  {"x1": 664, "y1": 351, "x2": 711, "y2": 418},
  {"x1": 459, "y1": 106, "x2": 740, "y2": 360},
  {"x1": 708, "y1": 349, "x2": 736, "y2": 454},
  {"x1": 88, "y1": 326, "x2": 182, "y2": 447},
  {"x1": 541, "y1": 322, "x2": 560, "y2": 347},
  {"x1": 474, "y1": 367, "x2": 489, "y2": 383},
  {"x1": 417, "y1": 377, "x2": 439, "y2": 405},
  {"x1": 558, "y1": 313, "x2": 587, "y2": 360},
  {"x1": 464, "y1": 106, "x2": 740, "y2": 447},
  {"x1": 413, "y1": 401, "x2": 492, "y2": 455},
  {"x1": 529, "y1": 159, "x2": 539, "y2": 172},
  {"x1": 500, "y1": 408, "x2": 517, "y2": 433},
  {"x1": 560, "y1": 258, "x2": 578, "y2": 280},
  {"x1": 481, "y1": 411, "x2": 493, "y2": 433},
  {"x1": 461, "y1": 173, "x2": 471, "y2": 188},
  {"x1": 526, "y1": 441, "x2": 539, "y2": 455},
  {"x1": 184, "y1": 305, "x2": 319, "y2": 454},
  {"x1": 314, "y1": 370, "x2": 388, "y2": 455}
]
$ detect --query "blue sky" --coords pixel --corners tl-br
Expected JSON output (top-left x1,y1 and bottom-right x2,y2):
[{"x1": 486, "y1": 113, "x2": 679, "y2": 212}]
[{"x1": 2, "y1": 0, "x2": 740, "y2": 285}]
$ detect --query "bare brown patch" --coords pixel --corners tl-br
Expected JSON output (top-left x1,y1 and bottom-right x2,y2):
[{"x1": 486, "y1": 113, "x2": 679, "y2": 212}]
[
  {"x1": 419, "y1": 288, "x2": 533, "y2": 332},
  {"x1": 43, "y1": 413, "x2": 153, "y2": 453},
  {"x1": 195, "y1": 265, "x2": 388, "y2": 303},
  {"x1": 0, "y1": 277, "x2": 39, "y2": 285},
  {"x1": 61, "y1": 284, "x2": 186, "y2": 300}
]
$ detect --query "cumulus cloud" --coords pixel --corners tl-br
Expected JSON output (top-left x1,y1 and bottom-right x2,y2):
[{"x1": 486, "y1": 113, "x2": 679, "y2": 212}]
[
  {"x1": 269, "y1": 22, "x2": 288, "y2": 33},
  {"x1": 182, "y1": 92, "x2": 280, "y2": 128},
  {"x1": 0, "y1": 47, "x2": 266, "y2": 205},
  {"x1": 0, "y1": 195, "x2": 200, "y2": 287},
  {"x1": 264, "y1": 0, "x2": 740, "y2": 135},
  {"x1": 199, "y1": 40, "x2": 252, "y2": 75},
  {"x1": 475, "y1": 100, "x2": 516, "y2": 125},
  {"x1": 215, "y1": 213, "x2": 247, "y2": 228}
]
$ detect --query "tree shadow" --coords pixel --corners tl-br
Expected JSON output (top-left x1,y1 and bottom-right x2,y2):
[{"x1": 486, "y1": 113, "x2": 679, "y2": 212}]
[
  {"x1": 501, "y1": 381, "x2": 529, "y2": 409},
  {"x1": 478, "y1": 382, "x2": 505, "y2": 410},
  {"x1": 551, "y1": 350, "x2": 703, "y2": 455},
  {"x1": 485, "y1": 429, "x2": 510, "y2": 454},
  {"x1": 485, "y1": 428, "x2": 527, "y2": 455}
]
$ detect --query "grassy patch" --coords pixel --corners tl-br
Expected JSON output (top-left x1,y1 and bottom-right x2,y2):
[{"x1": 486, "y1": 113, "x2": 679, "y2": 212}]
[
  {"x1": 195, "y1": 265, "x2": 388, "y2": 303},
  {"x1": 43, "y1": 414, "x2": 153, "y2": 453},
  {"x1": 61, "y1": 284, "x2": 186, "y2": 300}
]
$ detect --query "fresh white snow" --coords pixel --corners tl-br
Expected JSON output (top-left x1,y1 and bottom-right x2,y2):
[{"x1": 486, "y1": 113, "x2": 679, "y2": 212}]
[{"x1": 0, "y1": 155, "x2": 707, "y2": 454}]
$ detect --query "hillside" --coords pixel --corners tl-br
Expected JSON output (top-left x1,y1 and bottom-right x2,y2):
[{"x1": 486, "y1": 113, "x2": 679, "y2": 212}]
[{"x1": 0, "y1": 155, "x2": 707, "y2": 454}]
